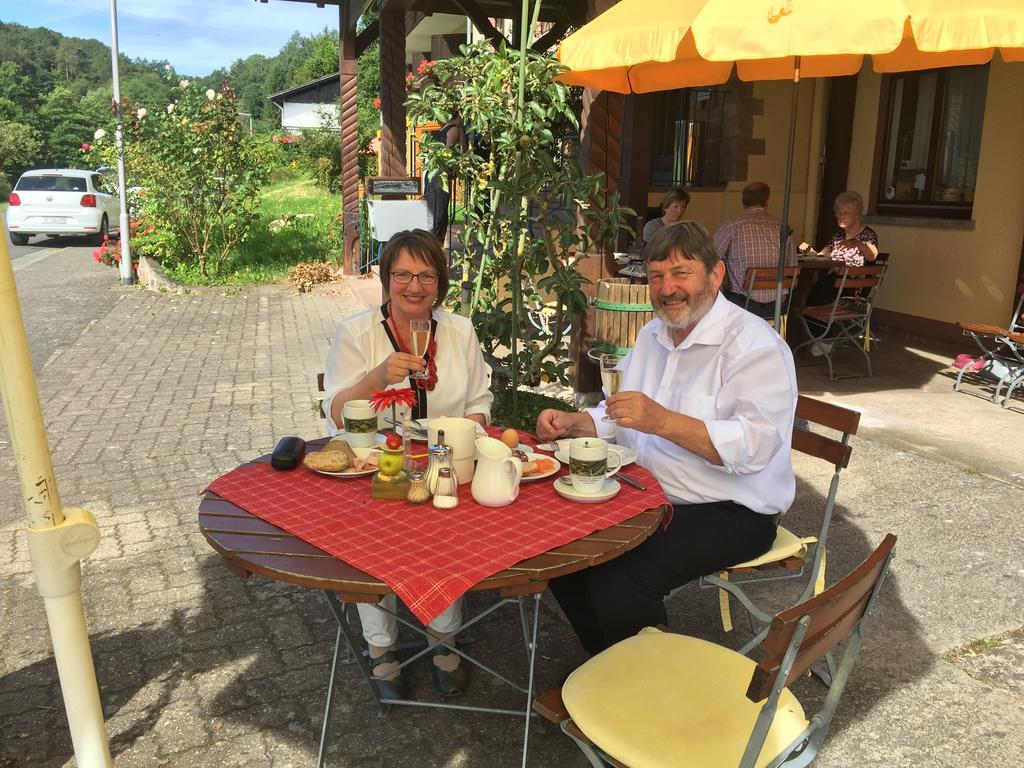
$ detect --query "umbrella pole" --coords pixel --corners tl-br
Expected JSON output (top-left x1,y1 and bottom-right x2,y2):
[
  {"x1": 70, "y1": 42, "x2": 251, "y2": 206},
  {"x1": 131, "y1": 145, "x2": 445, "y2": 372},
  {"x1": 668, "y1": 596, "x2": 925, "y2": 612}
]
[
  {"x1": 774, "y1": 57, "x2": 800, "y2": 330},
  {"x1": 0, "y1": 229, "x2": 111, "y2": 765}
]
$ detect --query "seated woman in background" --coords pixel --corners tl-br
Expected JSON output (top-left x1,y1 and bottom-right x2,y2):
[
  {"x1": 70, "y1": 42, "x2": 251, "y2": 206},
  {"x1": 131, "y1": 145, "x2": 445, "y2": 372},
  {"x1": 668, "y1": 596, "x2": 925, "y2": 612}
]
[
  {"x1": 804, "y1": 190, "x2": 880, "y2": 306},
  {"x1": 642, "y1": 187, "x2": 690, "y2": 243},
  {"x1": 322, "y1": 229, "x2": 492, "y2": 700}
]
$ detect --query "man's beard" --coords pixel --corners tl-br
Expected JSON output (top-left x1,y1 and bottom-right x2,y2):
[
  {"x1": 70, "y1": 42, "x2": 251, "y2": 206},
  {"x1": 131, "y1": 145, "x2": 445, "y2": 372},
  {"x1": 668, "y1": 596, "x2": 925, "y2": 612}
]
[{"x1": 653, "y1": 280, "x2": 715, "y2": 330}]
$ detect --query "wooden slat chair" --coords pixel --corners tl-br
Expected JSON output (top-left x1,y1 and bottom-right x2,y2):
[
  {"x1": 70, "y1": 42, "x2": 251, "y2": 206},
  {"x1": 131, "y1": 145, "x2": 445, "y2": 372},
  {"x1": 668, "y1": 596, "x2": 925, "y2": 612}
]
[
  {"x1": 533, "y1": 534, "x2": 897, "y2": 768},
  {"x1": 700, "y1": 395, "x2": 861, "y2": 657},
  {"x1": 741, "y1": 265, "x2": 800, "y2": 336},
  {"x1": 792, "y1": 263, "x2": 887, "y2": 379},
  {"x1": 316, "y1": 372, "x2": 326, "y2": 419},
  {"x1": 954, "y1": 291, "x2": 1024, "y2": 408}
]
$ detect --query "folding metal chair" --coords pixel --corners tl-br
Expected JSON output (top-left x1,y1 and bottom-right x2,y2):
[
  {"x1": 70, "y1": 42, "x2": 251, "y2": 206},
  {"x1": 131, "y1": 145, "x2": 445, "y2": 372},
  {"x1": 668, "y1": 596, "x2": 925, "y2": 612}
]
[
  {"x1": 741, "y1": 265, "x2": 800, "y2": 336},
  {"x1": 792, "y1": 264, "x2": 887, "y2": 379},
  {"x1": 534, "y1": 534, "x2": 897, "y2": 768},
  {"x1": 954, "y1": 291, "x2": 1024, "y2": 408},
  {"x1": 701, "y1": 395, "x2": 860, "y2": 656}
]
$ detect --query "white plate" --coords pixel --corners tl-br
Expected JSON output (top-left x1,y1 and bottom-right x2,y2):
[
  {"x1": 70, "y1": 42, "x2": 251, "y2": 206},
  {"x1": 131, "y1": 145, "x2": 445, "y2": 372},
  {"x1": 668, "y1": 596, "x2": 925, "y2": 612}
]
[
  {"x1": 520, "y1": 455, "x2": 559, "y2": 483},
  {"x1": 553, "y1": 477, "x2": 621, "y2": 503},
  {"x1": 309, "y1": 446, "x2": 383, "y2": 478},
  {"x1": 553, "y1": 443, "x2": 636, "y2": 468}
]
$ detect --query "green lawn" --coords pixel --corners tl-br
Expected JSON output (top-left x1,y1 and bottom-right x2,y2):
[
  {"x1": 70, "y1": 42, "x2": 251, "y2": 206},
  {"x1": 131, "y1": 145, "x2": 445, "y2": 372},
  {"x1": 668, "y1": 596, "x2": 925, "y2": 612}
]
[{"x1": 165, "y1": 176, "x2": 343, "y2": 285}]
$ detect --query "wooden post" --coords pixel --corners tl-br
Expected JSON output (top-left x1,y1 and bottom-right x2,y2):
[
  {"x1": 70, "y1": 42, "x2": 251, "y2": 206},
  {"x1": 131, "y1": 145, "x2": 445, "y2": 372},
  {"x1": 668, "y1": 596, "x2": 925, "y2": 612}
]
[
  {"x1": 379, "y1": 5, "x2": 407, "y2": 178},
  {"x1": 338, "y1": 3, "x2": 360, "y2": 275}
]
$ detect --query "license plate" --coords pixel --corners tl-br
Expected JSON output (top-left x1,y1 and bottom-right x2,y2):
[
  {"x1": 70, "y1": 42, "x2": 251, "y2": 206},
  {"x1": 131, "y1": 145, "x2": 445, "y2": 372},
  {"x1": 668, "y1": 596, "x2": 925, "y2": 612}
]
[{"x1": 43, "y1": 216, "x2": 66, "y2": 224}]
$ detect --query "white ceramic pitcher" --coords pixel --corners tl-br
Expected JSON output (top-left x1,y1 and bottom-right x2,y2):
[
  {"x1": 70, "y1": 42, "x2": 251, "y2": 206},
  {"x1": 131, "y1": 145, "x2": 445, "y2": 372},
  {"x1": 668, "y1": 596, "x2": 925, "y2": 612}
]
[{"x1": 471, "y1": 436, "x2": 523, "y2": 507}]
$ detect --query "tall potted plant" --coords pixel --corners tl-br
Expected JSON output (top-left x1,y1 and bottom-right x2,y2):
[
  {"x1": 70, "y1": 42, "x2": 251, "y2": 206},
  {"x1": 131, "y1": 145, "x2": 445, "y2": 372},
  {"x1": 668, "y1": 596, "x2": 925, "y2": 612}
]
[{"x1": 407, "y1": 41, "x2": 633, "y2": 417}]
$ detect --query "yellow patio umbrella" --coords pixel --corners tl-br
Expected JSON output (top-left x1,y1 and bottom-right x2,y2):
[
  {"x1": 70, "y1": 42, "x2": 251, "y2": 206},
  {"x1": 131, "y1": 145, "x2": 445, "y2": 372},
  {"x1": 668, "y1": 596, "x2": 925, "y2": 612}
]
[{"x1": 557, "y1": 0, "x2": 1024, "y2": 324}]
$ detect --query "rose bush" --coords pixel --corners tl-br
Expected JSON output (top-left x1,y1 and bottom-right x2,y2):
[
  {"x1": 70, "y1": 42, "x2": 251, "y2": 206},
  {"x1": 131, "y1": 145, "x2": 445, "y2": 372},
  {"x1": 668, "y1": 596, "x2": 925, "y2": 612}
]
[{"x1": 88, "y1": 74, "x2": 270, "y2": 277}]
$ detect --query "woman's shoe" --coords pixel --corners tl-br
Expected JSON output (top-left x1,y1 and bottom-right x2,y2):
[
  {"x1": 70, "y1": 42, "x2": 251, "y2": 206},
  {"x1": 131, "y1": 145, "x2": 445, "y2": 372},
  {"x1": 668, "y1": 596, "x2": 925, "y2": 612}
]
[
  {"x1": 430, "y1": 644, "x2": 468, "y2": 697},
  {"x1": 369, "y1": 650, "x2": 406, "y2": 701}
]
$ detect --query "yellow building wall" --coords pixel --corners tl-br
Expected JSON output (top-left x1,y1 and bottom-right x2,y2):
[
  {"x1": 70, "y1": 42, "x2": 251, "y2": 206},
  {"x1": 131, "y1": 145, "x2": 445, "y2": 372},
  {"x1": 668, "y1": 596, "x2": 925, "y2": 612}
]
[{"x1": 847, "y1": 59, "x2": 1024, "y2": 327}]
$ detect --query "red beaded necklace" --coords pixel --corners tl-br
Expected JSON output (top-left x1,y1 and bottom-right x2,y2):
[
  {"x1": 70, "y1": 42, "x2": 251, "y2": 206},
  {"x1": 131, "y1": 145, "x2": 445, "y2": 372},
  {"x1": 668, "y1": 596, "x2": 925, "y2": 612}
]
[{"x1": 387, "y1": 305, "x2": 438, "y2": 390}]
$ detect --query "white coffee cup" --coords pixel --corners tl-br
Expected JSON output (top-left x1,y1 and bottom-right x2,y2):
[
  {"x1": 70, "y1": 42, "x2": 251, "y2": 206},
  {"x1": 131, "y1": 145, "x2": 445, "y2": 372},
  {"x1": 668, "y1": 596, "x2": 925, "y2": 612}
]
[
  {"x1": 427, "y1": 416, "x2": 478, "y2": 484},
  {"x1": 568, "y1": 437, "x2": 622, "y2": 495},
  {"x1": 342, "y1": 399, "x2": 378, "y2": 448}
]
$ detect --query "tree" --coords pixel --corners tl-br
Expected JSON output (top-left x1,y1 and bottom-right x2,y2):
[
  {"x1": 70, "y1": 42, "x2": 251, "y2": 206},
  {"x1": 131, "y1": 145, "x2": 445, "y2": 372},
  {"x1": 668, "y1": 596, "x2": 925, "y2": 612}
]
[
  {"x1": 0, "y1": 119, "x2": 42, "y2": 178},
  {"x1": 294, "y1": 31, "x2": 339, "y2": 85},
  {"x1": 37, "y1": 86, "x2": 94, "y2": 167},
  {"x1": 0, "y1": 61, "x2": 36, "y2": 122}
]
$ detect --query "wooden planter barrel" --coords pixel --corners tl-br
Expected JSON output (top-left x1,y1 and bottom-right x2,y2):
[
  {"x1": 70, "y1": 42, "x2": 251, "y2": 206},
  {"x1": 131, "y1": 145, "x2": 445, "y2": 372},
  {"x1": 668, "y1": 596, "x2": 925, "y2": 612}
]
[{"x1": 591, "y1": 278, "x2": 653, "y2": 356}]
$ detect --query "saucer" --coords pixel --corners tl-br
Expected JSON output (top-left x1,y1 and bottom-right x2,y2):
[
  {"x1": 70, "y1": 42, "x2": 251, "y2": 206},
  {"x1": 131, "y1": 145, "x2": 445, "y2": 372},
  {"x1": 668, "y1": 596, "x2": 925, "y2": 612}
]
[{"x1": 553, "y1": 477, "x2": 621, "y2": 503}]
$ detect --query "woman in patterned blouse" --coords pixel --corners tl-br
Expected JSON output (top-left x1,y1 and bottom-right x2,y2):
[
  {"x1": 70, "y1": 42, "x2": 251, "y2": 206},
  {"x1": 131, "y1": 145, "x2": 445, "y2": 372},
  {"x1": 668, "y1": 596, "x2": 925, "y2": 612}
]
[{"x1": 820, "y1": 190, "x2": 878, "y2": 266}]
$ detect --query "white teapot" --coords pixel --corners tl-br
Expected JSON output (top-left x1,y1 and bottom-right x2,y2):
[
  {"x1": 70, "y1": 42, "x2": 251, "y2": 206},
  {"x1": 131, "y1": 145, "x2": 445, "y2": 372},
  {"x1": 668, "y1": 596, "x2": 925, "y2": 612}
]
[{"x1": 471, "y1": 436, "x2": 523, "y2": 507}]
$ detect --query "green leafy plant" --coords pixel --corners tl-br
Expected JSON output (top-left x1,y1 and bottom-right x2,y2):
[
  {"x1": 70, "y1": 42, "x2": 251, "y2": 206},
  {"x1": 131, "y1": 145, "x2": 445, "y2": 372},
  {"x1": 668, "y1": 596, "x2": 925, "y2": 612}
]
[
  {"x1": 88, "y1": 74, "x2": 270, "y2": 278},
  {"x1": 406, "y1": 41, "x2": 633, "y2": 404}
]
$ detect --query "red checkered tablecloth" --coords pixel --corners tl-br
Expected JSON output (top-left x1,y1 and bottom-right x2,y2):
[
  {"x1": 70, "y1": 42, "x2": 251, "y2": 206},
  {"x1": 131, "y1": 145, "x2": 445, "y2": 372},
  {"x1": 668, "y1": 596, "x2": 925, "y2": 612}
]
[{"x1": 204, "y1": 443, "x2": 667, "y2": 624}]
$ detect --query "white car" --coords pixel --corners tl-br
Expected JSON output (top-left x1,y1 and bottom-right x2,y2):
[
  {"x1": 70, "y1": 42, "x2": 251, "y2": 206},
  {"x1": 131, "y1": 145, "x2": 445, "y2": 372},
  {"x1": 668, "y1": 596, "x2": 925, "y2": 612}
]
[{"x1": 6, "y1": 169, "x2": 120, "y2": 246}]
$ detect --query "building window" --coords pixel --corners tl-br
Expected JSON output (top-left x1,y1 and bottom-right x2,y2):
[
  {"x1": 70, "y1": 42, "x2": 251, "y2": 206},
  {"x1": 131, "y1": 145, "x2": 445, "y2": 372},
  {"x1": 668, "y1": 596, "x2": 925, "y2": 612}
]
[
  {"x1": 649, "y1": 88, "x2": 729, "y2": 188},
  {"x1": 877, "y1": 65, "x2": 988, "y2": 219}
]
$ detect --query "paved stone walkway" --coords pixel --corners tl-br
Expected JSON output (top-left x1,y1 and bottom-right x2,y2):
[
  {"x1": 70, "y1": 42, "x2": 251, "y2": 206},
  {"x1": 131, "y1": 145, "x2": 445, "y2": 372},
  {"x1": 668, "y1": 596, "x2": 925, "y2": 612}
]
[{"x1": 1, "y1": 255, "x2": 1022, "y2": 767}]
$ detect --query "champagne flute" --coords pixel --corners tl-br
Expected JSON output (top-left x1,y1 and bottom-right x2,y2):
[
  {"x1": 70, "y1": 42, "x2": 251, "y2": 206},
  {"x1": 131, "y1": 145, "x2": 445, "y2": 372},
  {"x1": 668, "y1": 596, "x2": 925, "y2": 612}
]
[
  {"x1": 409, "y1": 319, "x2": 432, "y2": 380},
  {"x1": 600, "y1": 353, "x2": 622, "y2": 422}
]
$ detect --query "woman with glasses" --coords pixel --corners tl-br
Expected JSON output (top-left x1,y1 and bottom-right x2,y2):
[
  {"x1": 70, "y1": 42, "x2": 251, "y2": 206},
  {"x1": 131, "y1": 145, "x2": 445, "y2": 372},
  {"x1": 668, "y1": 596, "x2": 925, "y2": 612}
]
[{"x1": 322, "y1": 228, "x2": 492, "y2": 700}]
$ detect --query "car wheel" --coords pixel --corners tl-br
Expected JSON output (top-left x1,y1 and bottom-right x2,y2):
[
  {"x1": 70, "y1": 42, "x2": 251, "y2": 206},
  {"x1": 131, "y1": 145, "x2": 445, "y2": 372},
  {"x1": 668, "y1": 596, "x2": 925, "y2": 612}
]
[
  {"x1": 91, "y1": 216, "x2": 109, "y2": 246},
  {"x1": 10, "y1": 233, "x2": 29, "y2": 246}
]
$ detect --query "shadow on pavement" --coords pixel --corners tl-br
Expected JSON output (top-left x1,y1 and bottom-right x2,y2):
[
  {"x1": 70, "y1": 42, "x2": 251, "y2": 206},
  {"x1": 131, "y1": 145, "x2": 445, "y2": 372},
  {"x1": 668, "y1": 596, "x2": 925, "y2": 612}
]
[{"x1": 1, "y1": 476, "x2": 930, "y2": 767}]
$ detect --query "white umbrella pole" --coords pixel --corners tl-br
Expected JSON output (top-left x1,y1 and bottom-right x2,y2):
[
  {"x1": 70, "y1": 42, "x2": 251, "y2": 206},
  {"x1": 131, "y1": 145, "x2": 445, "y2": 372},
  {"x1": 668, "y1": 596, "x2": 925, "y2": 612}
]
[
  {"x1": 774, "y1": 58, "x2": 800, "y2": 329},
  {"x1": 0, "y1": 228, "x2": 111, "y2": 766}
]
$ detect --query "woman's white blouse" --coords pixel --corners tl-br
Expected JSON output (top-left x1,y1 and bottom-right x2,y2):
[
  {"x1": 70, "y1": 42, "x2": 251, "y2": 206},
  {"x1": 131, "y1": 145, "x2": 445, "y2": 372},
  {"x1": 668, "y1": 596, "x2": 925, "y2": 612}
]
[{"x1": 322, "y1": 306, "x2": 493, "y2": 435}]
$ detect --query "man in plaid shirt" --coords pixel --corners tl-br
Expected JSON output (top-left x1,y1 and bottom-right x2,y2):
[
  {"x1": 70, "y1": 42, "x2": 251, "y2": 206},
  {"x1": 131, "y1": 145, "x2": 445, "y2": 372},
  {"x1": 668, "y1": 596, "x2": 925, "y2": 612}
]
[{"x1": 713, "y1": 182, "x2": 796, "y2": 319}]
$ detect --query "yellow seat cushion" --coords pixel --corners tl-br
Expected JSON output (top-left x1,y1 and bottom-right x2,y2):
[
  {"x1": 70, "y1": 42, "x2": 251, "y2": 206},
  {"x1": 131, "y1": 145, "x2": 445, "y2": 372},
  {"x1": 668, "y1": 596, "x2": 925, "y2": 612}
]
[
  {"x1": 727, "y1": 526, "x2": 809, "y2": 570},
  {"x1": 562, "y1": 629, "x2": 808, "y2": 768}
]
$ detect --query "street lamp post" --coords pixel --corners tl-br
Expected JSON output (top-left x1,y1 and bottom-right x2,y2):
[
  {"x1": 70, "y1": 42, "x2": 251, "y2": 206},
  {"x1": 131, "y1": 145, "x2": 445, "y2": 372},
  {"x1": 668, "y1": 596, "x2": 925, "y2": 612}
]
[{"x1": 109, "y1": 0, "x2": 133, "y2": 286}]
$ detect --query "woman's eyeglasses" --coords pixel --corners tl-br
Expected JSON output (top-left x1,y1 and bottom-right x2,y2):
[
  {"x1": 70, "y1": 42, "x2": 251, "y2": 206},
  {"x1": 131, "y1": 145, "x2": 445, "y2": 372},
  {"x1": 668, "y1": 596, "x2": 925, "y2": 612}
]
[{"x1": 390, "y1": 271, "x2": 438, "y2": 285}]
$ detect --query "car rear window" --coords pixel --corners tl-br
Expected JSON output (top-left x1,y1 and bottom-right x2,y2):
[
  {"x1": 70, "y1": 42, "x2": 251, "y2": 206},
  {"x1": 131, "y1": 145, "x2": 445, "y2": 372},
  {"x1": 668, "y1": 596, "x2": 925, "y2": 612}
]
[{"x1": 16, "y1": 175, "x2": 88, "y2": 192}]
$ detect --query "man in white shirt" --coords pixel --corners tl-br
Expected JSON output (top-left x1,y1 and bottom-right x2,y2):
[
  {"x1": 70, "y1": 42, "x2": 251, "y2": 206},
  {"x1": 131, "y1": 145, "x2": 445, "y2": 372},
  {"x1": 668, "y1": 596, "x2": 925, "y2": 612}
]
[{"x1": 535, "y1": 222, "x2": 797, "y2": 654}]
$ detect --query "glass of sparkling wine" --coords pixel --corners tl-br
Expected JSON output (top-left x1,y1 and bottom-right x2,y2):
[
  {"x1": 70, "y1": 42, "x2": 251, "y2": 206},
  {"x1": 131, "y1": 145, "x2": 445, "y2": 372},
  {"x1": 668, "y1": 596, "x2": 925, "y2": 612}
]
[
  {"x1": 409, "y1": 319, "x2": 431, "y2": 379},
  {"x1": 600, "y1": 353, "x2": 622, "y2": 422}
]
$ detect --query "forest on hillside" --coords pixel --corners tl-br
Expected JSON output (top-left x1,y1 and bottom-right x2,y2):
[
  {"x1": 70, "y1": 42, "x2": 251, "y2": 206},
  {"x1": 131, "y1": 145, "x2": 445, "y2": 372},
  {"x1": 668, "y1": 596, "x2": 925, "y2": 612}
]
[{"x1": 0, "y1": 20, "x2": 380, "y2": 194}]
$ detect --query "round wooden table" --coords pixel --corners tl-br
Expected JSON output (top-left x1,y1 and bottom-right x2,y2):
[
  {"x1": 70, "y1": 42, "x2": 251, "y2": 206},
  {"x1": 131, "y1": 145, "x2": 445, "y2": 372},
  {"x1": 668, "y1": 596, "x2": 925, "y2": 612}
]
[{"x1": 198, "y1": 440, "x2": 667, "y2": 768}]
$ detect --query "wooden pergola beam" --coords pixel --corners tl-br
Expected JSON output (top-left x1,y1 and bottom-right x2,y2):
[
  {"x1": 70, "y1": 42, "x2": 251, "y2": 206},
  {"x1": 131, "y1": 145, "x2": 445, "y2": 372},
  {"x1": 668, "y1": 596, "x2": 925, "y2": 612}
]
[
  {"x1": 449, "y1": 0, "x2": 511, "y2": 48},
  {"x1": 531, "y1": 20, "x2": 568, "y2": 53}
]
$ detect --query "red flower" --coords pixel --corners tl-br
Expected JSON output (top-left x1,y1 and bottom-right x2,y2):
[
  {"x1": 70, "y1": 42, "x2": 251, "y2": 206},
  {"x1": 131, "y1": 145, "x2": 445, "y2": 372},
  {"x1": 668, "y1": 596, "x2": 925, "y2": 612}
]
[
  {"x1": 417, "y1": 59, "x2": 434, "y2": 75},
  {"x1": 372, "y1": 97, "x2": 381, "y2": 110},
  {"x1": 368, "y1": 387, "x2": 417, "y2": 413}
]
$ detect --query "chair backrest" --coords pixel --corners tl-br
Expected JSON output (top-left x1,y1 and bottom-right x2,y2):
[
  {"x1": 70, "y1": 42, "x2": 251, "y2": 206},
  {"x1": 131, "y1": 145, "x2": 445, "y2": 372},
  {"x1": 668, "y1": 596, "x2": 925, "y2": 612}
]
[
  {"x1": 316, "y1": 373, "x2": 326, "y2": 419},
  {"x1": 792, "y1": 395, "x2": 860, "y2": 470},
  {"x1": 746, "y1": 533, "x2": 897, "y2": 701},
  {"x1": 874, "y1": 251, "x2": 890, "y2": 265},
  {"x1": 831, "y1": 263, "x2": 886, "y2": 294},
  {"x1": 743, "y1": 265, "x2": 800, "y2": 297}
]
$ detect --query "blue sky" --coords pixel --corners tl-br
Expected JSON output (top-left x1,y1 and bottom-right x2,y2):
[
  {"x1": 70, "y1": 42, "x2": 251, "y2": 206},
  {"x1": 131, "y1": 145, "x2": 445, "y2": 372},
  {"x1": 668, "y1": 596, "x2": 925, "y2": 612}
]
[{"x1": 2, "y1": 0, "x2": 341, "y2": 75}]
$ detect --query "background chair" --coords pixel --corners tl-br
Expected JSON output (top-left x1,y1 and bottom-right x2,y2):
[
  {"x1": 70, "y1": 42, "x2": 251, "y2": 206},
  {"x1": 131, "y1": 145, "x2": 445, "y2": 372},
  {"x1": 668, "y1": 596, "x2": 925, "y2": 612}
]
[
  {"x1": 535, "y1": 534, "x2": 897, "y2": 768},
  {"x1": 701, "y1": 395, "x2": 860, "y2": 656},
  {"x1": 954, "y1": 291, "x2": 1024, "y2": 408},
  {"x1": 793, "y1": 264, "x2": 887, "y2": 379},
  {"x1": 741, "y1": 265, "x2": 800, "y2": 336}
]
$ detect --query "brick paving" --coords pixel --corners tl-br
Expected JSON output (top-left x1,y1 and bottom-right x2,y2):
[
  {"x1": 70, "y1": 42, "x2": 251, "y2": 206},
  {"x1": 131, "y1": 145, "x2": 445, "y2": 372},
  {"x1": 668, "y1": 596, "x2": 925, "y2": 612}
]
[{"x1": 1, "y1": 254, "x2": 1022, "y2": 767}]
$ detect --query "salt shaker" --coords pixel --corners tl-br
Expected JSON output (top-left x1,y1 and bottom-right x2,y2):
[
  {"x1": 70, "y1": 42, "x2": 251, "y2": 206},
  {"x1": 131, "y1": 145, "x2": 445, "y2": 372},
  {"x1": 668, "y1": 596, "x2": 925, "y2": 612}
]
[
  {"x1": 432, "y1": 467, "x2": 458, "y2": 509},
  {"x1": 424, "y1": 444, "x2": 458, "y2": 494}
]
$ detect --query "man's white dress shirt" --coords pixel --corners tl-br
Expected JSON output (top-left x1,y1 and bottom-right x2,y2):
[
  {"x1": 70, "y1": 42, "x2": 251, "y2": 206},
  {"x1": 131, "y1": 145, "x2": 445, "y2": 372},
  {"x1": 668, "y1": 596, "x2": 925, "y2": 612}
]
[{"x1": 588, "y1": 293, "x2": 797, "y2": 515}]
